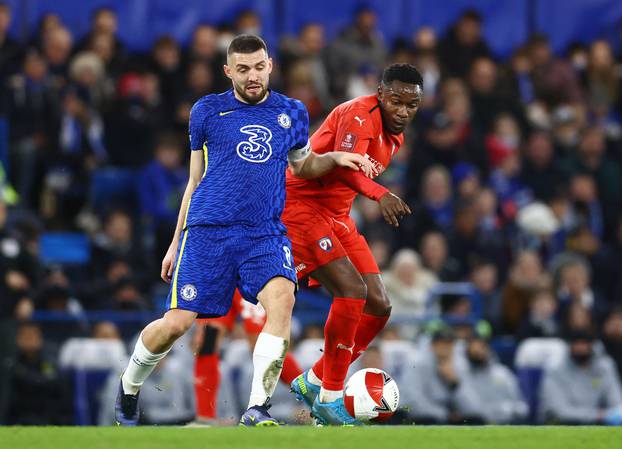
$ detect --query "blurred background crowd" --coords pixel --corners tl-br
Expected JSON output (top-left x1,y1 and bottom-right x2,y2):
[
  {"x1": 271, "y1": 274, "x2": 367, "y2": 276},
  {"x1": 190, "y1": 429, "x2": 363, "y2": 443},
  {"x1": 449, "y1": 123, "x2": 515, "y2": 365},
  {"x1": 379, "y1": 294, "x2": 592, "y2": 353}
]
[{"x1": 2, "y1": 0, "x2": 622, "y2": 426}]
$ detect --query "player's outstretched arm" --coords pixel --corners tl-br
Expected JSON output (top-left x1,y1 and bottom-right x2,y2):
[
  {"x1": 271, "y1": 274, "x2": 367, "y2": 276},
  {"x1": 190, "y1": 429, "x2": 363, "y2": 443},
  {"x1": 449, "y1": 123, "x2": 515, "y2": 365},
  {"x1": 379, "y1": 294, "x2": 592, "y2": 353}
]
[
  {"x1": 334, "y1": 168, "x2": 412, "y2": 227},
  {"x1": 288, "y1": 150, "x2": 374, "y2": 179},
  {"x1": 161, "y1": 150, "x2": 205, "y2": 283}
]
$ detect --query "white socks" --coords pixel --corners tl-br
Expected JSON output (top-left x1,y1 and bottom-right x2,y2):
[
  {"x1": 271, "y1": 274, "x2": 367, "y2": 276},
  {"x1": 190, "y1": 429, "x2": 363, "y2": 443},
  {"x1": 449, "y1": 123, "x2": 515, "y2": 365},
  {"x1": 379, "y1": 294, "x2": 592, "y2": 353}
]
[
  {"x1": 121, "y1": 333, "x2": 171, "y2": 395},
  {"x1": 248, "y1": 332, "x2": 288, "y2": 408},
  {"x1": 308, "y1": 368, "x2": 322, "y2": 387},
  {"x1": 319, "y1": 387, "x2": 342, "y2": 403},
  {"x1": 309, "y1": 367, "x2": 342, "y2": 403}
]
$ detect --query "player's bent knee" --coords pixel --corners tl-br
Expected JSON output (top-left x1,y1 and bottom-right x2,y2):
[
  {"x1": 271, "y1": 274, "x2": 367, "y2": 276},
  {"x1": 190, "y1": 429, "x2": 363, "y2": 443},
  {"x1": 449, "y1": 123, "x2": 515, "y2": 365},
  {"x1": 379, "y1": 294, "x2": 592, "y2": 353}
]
[
  {"x1": 365, "y1": 291, "x2": 392, "y2": 316},
  {"x1": 264, "y1": 291, "x2": 295, "y2": 317},
  {"x1": 258, "y1": 276, "x2": 296, "y2": 313},
  {"x1": 166, "y1": 321, "x2": 191, "y2": 340},
  {"x1": 334, "y1": 280, "x2": 367, "y2": 300},
  {"x1": 280, "y1": 291, "x2": 295, "y2": 312},
  {"x1": 163, "y1": 311, "x2": 195, "y2": 341}
]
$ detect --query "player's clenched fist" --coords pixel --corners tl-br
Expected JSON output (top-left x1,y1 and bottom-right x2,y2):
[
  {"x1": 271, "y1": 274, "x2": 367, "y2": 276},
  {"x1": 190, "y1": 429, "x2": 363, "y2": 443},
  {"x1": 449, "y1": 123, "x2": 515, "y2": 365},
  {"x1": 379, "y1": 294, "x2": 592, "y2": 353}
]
[
  {"x1": 161, "y1": 242, "x2": 178, "y2": 283},
  {"x1": 378, "y1": 192, "x2": 412, "y2": 227},
  {"x1": 331, "y1": 152, "x2": 375, "y2": 178}
]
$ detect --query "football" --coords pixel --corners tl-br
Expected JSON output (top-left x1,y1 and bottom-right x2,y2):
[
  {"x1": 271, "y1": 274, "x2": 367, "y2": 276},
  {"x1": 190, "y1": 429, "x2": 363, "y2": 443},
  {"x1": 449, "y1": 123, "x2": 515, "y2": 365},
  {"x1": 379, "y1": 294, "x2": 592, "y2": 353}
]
[{"x1": 343, "y1": 368, "x2": 400, "y2": 423}]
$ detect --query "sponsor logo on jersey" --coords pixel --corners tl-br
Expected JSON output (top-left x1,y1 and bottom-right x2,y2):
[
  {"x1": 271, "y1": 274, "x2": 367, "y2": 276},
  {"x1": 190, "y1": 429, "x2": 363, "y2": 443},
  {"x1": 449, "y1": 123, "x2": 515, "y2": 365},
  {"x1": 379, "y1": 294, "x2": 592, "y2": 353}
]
[
  {"x1": 364, "y1": 154, "x2": 384, "y2": 178},
  {"x1": 180, "y1": 284, "x2": 197, "y2": 301},
  {"x1": 236, "y1": 125, "x2": 273, "y2": 163},
  {"x1": 340, "y1": 132, "x2": 357, "y2": 151},
  {"x1": 278, "y1": 113, "x2": 291, "y2": 128},
  {"x1": 219, "y1": 110, "x2": 234, "y2": 116},
  {"x1": 354, "y1": 116, "x2": 366, "y2": 126},
  {"x1": 318, "y1": 237, "x2": 333, "y2": 252},
  {"x1": 295, "y1": 263, "x2": 307, "y2": 273}
]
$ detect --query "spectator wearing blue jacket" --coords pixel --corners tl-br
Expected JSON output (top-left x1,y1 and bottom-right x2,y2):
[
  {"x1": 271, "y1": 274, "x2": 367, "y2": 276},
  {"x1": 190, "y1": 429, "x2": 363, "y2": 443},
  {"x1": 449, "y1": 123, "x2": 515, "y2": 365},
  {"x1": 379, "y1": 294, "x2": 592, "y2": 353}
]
[{"x1": 138, "y1": 133, "x2": 186, "y2": 263}]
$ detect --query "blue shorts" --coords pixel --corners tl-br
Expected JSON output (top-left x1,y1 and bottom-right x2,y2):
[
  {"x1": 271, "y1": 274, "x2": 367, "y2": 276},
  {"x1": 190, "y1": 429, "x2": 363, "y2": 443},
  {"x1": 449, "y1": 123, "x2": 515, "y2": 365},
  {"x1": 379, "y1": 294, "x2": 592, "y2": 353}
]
[{"x1": 165, "y1": 225, "x2": 297, "y2": 318}]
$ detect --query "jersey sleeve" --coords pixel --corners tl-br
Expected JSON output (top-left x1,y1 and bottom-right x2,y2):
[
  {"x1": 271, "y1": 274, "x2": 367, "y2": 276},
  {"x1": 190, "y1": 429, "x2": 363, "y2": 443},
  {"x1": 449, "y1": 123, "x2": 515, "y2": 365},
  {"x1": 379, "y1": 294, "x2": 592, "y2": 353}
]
[
  {"x1": 188, "y1": 99, "x2": 211, "y2": 151},
  {"x1": 287, "y1": 100, "x2": 311, "y2": 162},
  {"x1": 333, "y1": 108, "x2": 374, "y2": 155},
  {"x1": 336, "y1": 169, "x2": 389, "y2": 201}
]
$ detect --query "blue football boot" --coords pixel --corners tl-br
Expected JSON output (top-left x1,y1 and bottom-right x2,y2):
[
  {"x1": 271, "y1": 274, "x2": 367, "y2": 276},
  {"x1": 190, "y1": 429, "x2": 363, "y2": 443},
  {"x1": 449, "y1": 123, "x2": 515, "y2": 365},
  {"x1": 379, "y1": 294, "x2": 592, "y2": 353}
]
[
  {"x1": 115, "y1": 381, "x2": 140, "y2": 426},
  {"x1": 290, "y1": 370, "x2": 320, "y2": 409},
  {"x1": 239, "y1": 403, "x2": 280, "y2": 427},
  {"x1": 311, "y1": 396, "x2": 362, "y2": 426}
]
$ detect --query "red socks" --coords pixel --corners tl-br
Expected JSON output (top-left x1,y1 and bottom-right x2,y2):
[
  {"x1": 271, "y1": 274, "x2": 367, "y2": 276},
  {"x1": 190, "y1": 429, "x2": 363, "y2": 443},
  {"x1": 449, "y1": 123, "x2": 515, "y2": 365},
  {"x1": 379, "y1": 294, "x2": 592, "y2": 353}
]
[
  {"x1": 349, "y1": 313, "x2": 389, "y2": 364},
  {"x1": 280, "y1": 351, "x2": 303, "y2": 385},
  {"x1": 195, "y1": 349, "x2": 301, "y2": 419},
  {"x1": 316, "y1": 297, "x2": 365, "y2": 391},
  {"x1": 312, "y1": 312, "x2": 389, "y2": 379},
  {"x1": 194, "y1": 354, "x2": 220, "y2": 419}
]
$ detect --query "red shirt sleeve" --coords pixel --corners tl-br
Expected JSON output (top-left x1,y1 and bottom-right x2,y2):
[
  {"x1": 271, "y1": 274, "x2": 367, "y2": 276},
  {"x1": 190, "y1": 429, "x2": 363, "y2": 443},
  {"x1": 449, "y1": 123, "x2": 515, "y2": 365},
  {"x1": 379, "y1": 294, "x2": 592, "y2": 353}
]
[{"x1": 335, "y1": 168, "x2": 389, "y2": 201}]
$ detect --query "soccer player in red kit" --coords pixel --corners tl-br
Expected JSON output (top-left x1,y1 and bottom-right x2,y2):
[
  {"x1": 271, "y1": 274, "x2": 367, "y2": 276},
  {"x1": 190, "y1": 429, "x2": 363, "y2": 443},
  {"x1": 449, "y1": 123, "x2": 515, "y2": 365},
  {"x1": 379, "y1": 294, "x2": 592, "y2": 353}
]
[{"x1": 284, "y1": 64, "x2": 423, "y2": 425}]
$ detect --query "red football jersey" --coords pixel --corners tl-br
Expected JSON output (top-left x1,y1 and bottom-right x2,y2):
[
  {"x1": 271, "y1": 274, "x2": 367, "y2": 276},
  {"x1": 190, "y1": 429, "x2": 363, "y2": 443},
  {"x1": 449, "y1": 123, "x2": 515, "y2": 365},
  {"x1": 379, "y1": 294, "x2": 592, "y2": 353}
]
[{"x1": 286, "y1": 95, "x2": 404, "y2": 217}]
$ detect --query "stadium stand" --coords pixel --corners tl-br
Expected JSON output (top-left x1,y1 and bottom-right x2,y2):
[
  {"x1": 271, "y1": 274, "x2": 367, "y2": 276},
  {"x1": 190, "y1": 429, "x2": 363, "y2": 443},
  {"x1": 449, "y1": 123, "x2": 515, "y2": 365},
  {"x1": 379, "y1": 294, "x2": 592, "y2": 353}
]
[{"x1": 2, "y1": 0, "x2": 622, "y2": 425}]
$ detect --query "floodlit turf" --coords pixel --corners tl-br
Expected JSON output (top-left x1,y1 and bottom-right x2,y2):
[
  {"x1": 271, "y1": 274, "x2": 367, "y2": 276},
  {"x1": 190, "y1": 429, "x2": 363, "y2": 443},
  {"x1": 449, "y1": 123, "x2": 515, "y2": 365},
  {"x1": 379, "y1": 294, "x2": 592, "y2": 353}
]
[{"x1": 3, "y1": 426, "x2": 622, "y2": 449}]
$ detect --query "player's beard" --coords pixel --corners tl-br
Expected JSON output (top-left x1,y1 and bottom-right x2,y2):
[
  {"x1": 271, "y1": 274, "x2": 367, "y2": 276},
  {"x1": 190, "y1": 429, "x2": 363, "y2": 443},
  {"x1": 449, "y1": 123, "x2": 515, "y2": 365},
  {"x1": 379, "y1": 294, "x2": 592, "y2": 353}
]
[{"x1": 234, "y1": 80, "x2": 268, "y2": 104}]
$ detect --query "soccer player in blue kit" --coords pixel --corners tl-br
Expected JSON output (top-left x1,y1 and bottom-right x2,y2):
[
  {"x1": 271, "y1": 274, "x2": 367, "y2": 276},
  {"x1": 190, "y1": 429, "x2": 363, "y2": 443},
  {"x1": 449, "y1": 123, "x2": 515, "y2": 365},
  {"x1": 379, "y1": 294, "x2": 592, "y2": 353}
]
[{"x1": 115, "y1": 34, "x2": 374, "y2": 426}]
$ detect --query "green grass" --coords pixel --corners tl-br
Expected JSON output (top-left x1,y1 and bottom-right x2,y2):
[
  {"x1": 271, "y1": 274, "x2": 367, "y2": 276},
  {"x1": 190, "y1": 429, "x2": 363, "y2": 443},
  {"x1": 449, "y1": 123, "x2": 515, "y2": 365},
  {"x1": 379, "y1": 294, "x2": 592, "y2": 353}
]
[{"x1": 3, "y1": 426, "x2": 622, "y2": 449}]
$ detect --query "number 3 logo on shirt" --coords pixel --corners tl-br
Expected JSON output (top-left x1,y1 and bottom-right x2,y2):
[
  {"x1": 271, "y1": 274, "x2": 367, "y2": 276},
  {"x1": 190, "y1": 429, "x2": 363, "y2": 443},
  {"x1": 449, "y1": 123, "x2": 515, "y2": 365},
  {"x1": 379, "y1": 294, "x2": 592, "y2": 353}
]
[{"x1": 236, "y1": 125, "x2": 273, "y2": 163}]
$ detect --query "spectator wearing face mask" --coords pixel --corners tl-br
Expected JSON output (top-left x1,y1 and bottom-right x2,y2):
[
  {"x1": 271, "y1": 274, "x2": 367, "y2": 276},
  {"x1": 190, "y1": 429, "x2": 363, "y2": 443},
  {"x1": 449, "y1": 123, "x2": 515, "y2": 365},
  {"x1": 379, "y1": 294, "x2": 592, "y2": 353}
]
[
  {"x1": 402, "y1": 324, "x2": 479, "y2": 424},
  {"x1": 539, "y1": 328, "x2": 622, "y2": 425},
  {"x1": 602, "y1": 309, "x2": 622, "y2": 380},
  {"x1": 454, "y1": 322, "x2": 528, "y2": 423},
  {"x1": 558, "y1": 127, "x2": 622, "y2": 235}
]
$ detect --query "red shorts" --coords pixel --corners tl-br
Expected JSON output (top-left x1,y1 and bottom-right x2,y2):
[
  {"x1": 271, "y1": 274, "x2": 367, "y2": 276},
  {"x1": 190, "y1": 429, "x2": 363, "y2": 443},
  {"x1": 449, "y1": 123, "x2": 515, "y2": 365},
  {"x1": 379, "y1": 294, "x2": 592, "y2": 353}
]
[
  {"x1": 197, "y1": 289, "x2": 265, "y2": 334},
  {"x1": 282, "y1": 199, "x2": 380, "y2": 280}
]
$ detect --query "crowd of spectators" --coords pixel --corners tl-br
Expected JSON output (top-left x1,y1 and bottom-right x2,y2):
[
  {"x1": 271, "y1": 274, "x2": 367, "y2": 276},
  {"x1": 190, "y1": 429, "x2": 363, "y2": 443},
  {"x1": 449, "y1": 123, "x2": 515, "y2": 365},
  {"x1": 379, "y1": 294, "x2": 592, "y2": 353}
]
[{"x1": 1, "y1": 3, "x2": 622, "y2": 425}]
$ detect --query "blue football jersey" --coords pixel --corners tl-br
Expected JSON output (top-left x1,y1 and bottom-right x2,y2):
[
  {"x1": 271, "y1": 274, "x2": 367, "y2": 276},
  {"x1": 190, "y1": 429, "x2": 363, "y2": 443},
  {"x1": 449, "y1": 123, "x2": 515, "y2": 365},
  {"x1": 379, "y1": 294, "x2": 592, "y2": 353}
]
[{"x1": 186, "y1": 89, "x2": 309, "y2": 234}]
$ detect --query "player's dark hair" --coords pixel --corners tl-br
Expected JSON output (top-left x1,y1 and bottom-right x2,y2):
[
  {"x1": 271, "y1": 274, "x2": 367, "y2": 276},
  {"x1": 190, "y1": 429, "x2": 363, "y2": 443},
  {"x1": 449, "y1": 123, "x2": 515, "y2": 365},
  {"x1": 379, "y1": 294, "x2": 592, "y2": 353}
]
[
  {"x1": 381, "y1": 63, "x2": 423, "y2": 89},
  {"x1": 227, "y1": 34, "x2": 268, "y2": 56}
]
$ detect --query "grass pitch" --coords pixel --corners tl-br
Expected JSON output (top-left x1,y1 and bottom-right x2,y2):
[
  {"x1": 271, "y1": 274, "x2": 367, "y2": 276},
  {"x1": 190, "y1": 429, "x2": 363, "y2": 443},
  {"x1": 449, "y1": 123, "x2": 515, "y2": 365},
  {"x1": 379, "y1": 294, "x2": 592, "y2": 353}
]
[{"x1": 3, "y1": 426, "x2": 622, "y2": 449}]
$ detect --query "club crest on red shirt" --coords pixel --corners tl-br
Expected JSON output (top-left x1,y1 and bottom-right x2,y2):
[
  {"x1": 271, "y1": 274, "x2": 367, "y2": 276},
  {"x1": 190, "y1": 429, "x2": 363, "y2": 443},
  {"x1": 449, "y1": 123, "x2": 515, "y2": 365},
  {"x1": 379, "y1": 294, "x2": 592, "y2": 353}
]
[{"x1": 318, "y1": 237, "x2": 333, "y2": 251}]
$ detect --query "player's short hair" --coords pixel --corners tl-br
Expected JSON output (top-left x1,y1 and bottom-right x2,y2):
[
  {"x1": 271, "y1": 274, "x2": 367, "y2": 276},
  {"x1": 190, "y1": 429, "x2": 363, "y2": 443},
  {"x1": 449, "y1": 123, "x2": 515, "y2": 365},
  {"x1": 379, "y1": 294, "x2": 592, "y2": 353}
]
[
  {"x1": 381, "y1": 63, "x2": 423, "y2": 89},
  {"x1": 227, "y1": 34, "x2": 268, "y2": 56}
]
